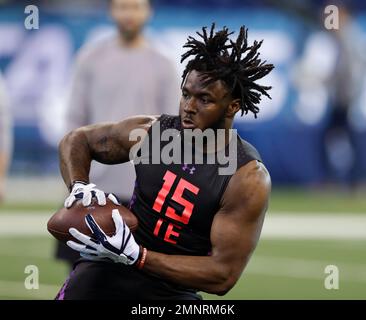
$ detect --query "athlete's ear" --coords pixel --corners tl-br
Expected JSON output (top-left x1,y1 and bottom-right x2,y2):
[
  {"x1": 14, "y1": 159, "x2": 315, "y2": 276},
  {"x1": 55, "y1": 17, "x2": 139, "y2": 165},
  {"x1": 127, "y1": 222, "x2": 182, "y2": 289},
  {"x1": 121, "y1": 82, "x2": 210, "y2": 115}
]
[{"x1": 226, "y1": 99, "x2": 241, "y2": 118}]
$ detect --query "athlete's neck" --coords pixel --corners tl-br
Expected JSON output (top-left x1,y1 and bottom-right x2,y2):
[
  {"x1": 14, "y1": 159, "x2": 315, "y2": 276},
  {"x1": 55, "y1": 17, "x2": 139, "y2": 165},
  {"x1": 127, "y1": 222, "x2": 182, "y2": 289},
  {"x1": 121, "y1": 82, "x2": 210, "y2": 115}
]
[{"x1": 198, "y1": 118, "x2": 234, "y2": 154}]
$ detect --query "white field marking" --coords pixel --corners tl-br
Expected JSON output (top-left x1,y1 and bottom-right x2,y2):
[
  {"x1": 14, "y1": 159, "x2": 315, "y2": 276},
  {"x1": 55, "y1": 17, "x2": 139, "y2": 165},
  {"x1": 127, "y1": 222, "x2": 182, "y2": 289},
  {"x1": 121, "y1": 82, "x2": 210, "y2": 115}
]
[
  {"x1": 261, "y1": 213, "x2": 366, "y2": 239},
  {"x1": 245, "y1": 255, "x2": 366, "y2": 283},
  {"x1": 0, "y1": 212, "x2": 366, "y2": 239},
  {"x1": 0, "y1": 280, "x2": 60, "y2": 300},
  {"x1": 0, "y1": 214, "x2": 50, "y2": 236}
]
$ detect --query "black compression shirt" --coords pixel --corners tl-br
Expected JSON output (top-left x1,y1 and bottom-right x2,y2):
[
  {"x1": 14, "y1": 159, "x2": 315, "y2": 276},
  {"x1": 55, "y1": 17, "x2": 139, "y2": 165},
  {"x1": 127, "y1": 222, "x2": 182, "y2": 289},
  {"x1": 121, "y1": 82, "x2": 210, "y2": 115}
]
[{"x1": 130, "y1": 114, "x2": 262, "y2": 256}]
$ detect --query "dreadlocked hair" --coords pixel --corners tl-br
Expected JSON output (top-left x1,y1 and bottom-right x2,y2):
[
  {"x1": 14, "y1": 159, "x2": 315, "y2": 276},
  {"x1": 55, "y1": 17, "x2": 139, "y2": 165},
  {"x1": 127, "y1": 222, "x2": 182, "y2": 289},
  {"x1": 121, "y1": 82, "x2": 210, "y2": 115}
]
[{"x1": 181, "y1": 23, "x2": 274, "y2": 118}]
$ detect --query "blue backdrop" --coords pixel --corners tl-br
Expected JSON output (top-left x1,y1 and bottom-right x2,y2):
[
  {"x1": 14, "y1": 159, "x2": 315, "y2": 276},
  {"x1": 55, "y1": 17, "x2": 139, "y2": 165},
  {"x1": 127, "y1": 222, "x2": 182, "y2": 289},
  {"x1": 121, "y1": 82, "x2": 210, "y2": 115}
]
[{"x1": 1, "y1": 4, "x2": 365, "y2": 184}]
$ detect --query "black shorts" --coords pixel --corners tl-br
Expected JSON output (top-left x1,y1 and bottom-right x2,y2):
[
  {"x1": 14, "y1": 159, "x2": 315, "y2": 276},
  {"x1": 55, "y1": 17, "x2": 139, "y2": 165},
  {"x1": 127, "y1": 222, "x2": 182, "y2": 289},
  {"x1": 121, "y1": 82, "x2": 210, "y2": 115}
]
[{"x1": 55, "y1": 260, "x2": 202, "y2": 300}]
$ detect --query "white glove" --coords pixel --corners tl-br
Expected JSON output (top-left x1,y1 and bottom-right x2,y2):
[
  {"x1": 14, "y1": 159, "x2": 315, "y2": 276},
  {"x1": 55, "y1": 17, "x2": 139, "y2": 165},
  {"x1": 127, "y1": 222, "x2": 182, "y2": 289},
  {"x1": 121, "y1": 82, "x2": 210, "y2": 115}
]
[
  {"x1": 64, "y1": 182, "x2": 120, "y2": 208},
  {"x1": 67, "y1": 209, "x2": 141, "y2": 265}
]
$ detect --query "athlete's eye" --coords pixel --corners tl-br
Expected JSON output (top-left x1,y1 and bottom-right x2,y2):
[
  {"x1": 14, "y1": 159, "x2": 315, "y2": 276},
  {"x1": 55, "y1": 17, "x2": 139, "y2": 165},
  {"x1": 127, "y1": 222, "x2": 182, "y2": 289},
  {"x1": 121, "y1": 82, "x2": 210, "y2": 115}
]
[
  {"x1": 182, "y1": 92, "x2": 189, "y2": 99},
  {"x1": 200, "y1": 97, "x2": 210, "y2": 104}
]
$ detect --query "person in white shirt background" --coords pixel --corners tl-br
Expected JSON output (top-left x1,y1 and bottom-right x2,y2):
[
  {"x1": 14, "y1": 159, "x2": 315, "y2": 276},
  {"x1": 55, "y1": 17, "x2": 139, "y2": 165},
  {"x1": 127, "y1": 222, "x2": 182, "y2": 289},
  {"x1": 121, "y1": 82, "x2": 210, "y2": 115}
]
[{"x1": 56, "y1": 0, "x2": 181, "y2": 268}]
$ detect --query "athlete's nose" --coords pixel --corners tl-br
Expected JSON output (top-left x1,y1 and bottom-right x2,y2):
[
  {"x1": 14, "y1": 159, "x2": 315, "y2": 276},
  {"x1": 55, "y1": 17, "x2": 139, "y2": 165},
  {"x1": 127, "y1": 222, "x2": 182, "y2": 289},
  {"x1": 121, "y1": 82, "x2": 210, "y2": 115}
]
[{"x1": 184, "y1": 97, "x2": 197, "y2": 114}]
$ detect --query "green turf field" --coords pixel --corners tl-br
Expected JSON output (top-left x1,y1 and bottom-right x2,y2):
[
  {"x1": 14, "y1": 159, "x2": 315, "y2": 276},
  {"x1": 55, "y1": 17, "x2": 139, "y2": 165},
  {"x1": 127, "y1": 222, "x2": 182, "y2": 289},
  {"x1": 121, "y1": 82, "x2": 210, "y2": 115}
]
[{"x1": 0, "y1": 188, "x2": 365, "y2": 300}]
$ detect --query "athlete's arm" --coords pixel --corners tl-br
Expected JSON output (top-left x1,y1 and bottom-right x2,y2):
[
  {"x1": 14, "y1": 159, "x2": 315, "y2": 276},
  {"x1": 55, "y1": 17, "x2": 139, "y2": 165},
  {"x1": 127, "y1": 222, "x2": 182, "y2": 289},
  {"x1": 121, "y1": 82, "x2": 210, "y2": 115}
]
[
  {"x1": 143, "y1": 160, "x2": 271, "y2": 295},
  {"x1": 59, "y1": 115, "x2": 157, "y2": 190}
]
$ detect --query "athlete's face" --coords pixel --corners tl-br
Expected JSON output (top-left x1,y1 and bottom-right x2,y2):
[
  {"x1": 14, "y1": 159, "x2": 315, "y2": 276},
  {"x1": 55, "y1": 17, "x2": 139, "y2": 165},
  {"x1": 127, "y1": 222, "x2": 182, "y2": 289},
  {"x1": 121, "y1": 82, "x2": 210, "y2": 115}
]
[
  {"x1": 110, "y1": 0, "x2": 151, "y2": 40},
  {"x1": 179, "y1": 70, "x2": 240, "y2": 131}
]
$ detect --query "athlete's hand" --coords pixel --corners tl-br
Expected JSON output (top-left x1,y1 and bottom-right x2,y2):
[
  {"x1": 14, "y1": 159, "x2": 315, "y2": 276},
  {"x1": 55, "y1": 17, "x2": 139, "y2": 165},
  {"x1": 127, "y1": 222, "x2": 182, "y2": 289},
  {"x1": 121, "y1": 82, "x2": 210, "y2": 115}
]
[
  {"x1": 67, "y1": 209, "x2": 141, "y2": 265},
  {"x1": 64, "y1": 182, "x2": 120, "y2": 208}
]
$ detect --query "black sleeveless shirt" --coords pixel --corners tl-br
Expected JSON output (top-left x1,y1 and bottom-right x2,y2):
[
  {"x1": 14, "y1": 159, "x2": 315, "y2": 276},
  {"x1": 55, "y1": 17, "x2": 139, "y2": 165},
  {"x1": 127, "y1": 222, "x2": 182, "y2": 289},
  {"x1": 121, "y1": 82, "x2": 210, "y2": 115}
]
[{"x1": 129, "y1": 114, "x2": 262, "y2": 256}]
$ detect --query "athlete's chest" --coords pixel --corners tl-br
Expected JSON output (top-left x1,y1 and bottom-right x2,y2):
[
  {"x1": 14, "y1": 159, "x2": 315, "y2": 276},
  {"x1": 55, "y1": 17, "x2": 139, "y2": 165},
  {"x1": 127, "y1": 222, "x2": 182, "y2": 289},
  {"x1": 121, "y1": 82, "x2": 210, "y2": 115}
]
[{"x1": 135, "y1": 162, "x2": 228, "y2": 237}]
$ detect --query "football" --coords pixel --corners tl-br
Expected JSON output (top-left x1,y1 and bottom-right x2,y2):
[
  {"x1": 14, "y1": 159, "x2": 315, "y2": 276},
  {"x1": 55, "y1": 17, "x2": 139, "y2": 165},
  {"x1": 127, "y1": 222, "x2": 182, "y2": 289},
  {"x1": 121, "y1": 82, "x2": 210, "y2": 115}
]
[{"x1": 47, "y1": 199, "x2": 139, "y2": 244}]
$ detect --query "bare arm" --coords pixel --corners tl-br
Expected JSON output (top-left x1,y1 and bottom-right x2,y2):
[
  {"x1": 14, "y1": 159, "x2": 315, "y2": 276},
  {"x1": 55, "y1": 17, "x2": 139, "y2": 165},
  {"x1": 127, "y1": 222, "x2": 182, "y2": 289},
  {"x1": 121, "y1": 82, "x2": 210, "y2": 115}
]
[
  {"x1": 59, "y1": 115, "x2": 157, "y2": 190},
  {"x1": 143, "y1": 160, "x2": 271, "y2": 295}
]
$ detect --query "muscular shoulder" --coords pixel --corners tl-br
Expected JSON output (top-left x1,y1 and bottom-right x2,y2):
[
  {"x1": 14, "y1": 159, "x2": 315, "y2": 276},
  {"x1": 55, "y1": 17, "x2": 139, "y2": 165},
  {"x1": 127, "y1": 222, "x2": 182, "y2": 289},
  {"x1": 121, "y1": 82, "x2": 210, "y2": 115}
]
[
  {"x1": 77, "y1": 114, "x2": 159, "y2": 138},
  {"x1": 236, "y1": 160, "x2": 270, "y2": 189},
  {"x1": 114, "y1": 114, "x2": 160, "y2": 135},
  {"x1": 220, "y1": 160, "x2": 271, "y2": 219}
]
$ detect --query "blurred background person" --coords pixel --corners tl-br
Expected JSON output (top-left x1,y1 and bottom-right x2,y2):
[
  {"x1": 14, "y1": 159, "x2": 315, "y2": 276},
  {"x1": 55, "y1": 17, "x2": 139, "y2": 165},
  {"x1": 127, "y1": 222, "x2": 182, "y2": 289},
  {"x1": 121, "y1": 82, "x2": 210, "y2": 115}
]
[
  {"x1": 55, "y1": 0, "x2": 180, "y2": 268},
  {"x1": 0, "y1": 71, "x2": 12, "y2": 204},
  {"x1": 322, "y1": 4, "x2": 366, "y2": 188},
  {"x1": 292, "y1": 2, "x2": 366, "y2": 188}
]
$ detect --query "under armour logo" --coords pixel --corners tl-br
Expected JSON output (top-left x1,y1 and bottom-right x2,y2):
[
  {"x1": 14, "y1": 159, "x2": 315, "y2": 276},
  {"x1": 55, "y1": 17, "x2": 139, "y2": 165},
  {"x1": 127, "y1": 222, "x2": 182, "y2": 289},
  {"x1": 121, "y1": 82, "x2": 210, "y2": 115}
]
[{"x1": 182, "y1": 164, "x2": 196, "y2": 175}]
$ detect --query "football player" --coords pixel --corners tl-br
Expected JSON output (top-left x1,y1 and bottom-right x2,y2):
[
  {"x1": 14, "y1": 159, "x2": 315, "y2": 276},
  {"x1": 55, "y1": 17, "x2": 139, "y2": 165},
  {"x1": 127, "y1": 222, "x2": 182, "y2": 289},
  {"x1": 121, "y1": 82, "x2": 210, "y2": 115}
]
[{"x1": 56, "y1": 24, "x2": 273, "y2": 300}]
